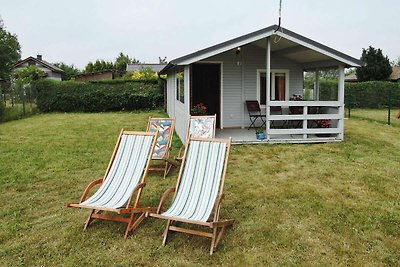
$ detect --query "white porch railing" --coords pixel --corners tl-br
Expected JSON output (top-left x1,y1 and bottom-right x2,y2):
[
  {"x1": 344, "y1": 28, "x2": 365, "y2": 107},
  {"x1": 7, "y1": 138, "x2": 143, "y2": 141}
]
[{"x1": 266, "y1": 101, "x2": 344, "y2": 141}]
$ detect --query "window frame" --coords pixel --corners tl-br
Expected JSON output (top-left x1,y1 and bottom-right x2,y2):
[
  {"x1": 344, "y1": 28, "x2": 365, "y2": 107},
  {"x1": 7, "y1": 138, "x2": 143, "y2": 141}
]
[
  {"x1": 256, "y1": 69, "x2": 290, "y2": 107},
  {"x1": 176, "y1": 70, "x2": 185, "y2": 103}
]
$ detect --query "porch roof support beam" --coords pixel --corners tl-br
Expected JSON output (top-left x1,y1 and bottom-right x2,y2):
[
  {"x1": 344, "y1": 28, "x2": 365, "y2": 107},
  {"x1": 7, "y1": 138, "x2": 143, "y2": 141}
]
[
  {"x1": 338, "y1": 64, "x2": 345, "y2": 139},
  {"x1": 266, "y1": 37, "x2": 271, "y2": 139},
  {"x1": 315, "y1": 69, "x2": 320, "y2": 101}
]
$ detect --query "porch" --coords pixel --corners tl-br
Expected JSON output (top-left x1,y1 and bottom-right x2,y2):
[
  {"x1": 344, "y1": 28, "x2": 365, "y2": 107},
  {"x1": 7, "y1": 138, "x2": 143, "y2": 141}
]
[
  {"x1": 217, "y1": 100, "x2": 344, "y2": 144},
  {"x1": 216, "y1": 128, "x2": 342, "y2": 144}
]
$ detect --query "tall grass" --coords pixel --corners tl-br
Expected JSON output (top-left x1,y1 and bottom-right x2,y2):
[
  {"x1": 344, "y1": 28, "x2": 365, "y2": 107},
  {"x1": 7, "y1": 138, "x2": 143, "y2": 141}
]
[{"x1": 1, "y1": 103, "x2": 38, "y2": 122}]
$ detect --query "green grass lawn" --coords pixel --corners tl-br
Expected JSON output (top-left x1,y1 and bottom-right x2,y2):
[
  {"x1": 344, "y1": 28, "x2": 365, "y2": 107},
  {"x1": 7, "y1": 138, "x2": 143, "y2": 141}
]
[
  {"x1": 347, "y1": 108, "x2": 400, "y2": 127},
  {"x1": 0, "y1": 112, "x2": 399, "y2": 266}
]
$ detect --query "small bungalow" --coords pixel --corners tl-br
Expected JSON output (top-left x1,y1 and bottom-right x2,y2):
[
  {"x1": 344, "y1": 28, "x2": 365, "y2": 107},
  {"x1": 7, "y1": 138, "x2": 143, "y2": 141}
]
[
  {"x1": 14, "y1": 55, "x2": 64, "y2": 81},
  {"x1": 159, "y1": 25, "x2": 363, "y2": 144}
]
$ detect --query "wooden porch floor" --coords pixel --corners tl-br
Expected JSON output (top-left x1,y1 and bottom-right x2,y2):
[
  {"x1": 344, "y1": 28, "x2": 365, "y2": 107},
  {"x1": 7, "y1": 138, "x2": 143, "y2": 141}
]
[{"x1": 216, "y1": 128, "x2": 341, "y2": 145}]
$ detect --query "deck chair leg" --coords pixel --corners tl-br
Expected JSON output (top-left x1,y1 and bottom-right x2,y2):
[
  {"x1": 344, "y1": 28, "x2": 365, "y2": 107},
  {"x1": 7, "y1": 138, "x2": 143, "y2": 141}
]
[
  {"x1": 210, "y1": 227, "x2": 218, "y2": 255},
  {"x1": 214, "y1": 226, "x2": 226, "y2": 249},
  {"x1": 162, "y1": 220, "x2": 172, "y2": 246},
  {"x1": 84, "y1": 209, "x2": 95, "y2": 230},
  {"x1": 124, "y1": 212, "x2": 145, "y2": 239},
  {"x1": 163, "y1": 161, "x2": 172, "y2": 179}
]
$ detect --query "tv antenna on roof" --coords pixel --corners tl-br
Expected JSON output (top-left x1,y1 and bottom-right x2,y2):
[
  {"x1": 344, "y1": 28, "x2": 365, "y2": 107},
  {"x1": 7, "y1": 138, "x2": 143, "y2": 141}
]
[
  {"x1": 274, "y1": 0, "x2": 282, "y2": 33},
  {"x1": 273, "y1": 0, "x2": 283, "y2": 42}
]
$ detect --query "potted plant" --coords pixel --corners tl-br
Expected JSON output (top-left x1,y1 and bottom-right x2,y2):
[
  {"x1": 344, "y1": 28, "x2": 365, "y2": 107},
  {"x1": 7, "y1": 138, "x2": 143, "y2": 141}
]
[
  {"x1": 314, "y1": 119, "x2": 331, "y2": 137},
  {"x1": 255, "y1": 129, "x2": 265, "y2": 140},
  {"x1": 289, "y1": 94, "x2": 303, "y2": 114},
  {"x1": 191, "y1": 103, "x2": 207, "y2": 115}
]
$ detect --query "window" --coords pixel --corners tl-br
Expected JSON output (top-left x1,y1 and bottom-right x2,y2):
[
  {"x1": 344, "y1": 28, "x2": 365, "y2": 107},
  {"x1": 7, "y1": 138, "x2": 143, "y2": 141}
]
[
  {"x1": 257, "y1": 69, "x2": 289, "y2": 105},
  {"x1": 176, "y1": 71, "x2": 184, "y2": 103}
]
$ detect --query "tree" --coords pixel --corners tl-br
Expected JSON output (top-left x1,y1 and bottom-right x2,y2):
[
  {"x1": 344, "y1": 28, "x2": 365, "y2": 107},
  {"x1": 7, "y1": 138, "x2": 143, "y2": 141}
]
[
  {"x1": 84, "y1": 59, "x2": 114, "y2": 73},
  {"x1": 114, "y1": 52, "x2": 139, "y2": 77},
  {"x1": 84, "y1": 53, "x2": 140, "y2": 76},
  {"x1": 356, "y1": 46, "x2": 392, "y2": 81},
  {"x1": 53, "y1": 62, "x2": 81, "y2": 80},
  {"x1": 0, "y1": 17, "x2": 21, "y2": 80}
]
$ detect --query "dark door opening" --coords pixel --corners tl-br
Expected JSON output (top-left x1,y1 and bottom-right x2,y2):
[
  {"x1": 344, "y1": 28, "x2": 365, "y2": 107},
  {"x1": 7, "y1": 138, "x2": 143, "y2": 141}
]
[{"x1": 191, "y1": 63, "x2": 221, "y2": 128}]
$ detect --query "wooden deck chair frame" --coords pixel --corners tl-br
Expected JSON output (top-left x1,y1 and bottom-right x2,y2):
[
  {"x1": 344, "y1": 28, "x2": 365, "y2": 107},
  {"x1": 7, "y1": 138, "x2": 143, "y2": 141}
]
[
  {"x1": 67, "y1": 129, "x2": 157, "y2": 239},
  {"x1": 176, "y1": 114, "x2": 217, "y2": 161},
  {"x1": 149, "y1": 137, "x2": 234, "y2": 255},
  {"x1": 146, "y1": 117, "x2": 177, "y2": 179}
]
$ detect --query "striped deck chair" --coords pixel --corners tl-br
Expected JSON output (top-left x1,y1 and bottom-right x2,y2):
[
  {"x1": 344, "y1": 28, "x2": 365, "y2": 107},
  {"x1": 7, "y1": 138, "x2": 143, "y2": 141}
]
[
  {"x1": 146, "y1": 117, "x2": 177, "y2": 179},
  {"x1": 149, "y1": 137, "x2": 234, "y2": 254},
  {"x1": 176, "y1": 114, "x2": 216, "y2": 161},
  {"x1": 67, "y1": 130, "x2": 157, "y2": 238}
]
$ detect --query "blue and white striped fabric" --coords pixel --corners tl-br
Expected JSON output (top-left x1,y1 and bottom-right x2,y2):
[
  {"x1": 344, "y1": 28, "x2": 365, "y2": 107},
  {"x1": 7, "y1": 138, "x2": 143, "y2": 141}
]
[
  {"x1": 80, "y1": 134, "x2": 153, "y2": 209},
  {"x1": 161, "y1": 140, "x2": 226, "y2": 222}
]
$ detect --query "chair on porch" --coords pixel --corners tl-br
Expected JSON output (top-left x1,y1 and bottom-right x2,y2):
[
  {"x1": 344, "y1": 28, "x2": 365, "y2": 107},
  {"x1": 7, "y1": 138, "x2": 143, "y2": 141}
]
[
  {"x1": 146, "y1": 117, "x2": 177, "y2": 179},
  {"x1": 66, "y1": 130, "x2": 157, "y2": 239},
  {"x1": 149, "y1": 137, "x2": 234, "y2": 255},
  {"x1": 176, "y1": 114, "x2": 216, "y2": 161},
  {"x1": 270, "y1": 106, "x2": 287, "y2": 129},
  {"x1": 245, "y1": 100, "x2": 266, "y2": 130}
]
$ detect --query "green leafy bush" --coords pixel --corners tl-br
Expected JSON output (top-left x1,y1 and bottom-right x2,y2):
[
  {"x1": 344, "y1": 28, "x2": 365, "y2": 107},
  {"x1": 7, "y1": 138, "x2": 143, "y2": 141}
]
[
  {"x1": 345, "y1": 81, "x2": 400, "y2": 108},
  {"x1": 305, "y1": 79, "x2": 400, "y2": 108},
  {"x1": 35, "y1": 79, "x2": 163, "y2": 112},
  {"x1": 0, "y1": 101, "x2": 4, "y2": 120}
]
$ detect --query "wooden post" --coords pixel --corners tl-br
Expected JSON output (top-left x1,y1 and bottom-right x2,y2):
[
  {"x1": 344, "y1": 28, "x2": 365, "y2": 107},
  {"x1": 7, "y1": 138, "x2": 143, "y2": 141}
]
[
  {"x1": 266, "y1": 37, "x2": 271, "y2": 140},
  {"x1": 315, "y1": 69, "x2": 320, "y2": 101},
  {"x1": 338, "y1": 64, "x2": 345, "y2": 140}
]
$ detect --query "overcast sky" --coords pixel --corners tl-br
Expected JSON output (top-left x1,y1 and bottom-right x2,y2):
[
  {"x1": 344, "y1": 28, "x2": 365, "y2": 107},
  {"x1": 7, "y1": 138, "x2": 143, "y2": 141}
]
[{"x1": 1, "y1": 0, "x2": 399, "y2": 69}]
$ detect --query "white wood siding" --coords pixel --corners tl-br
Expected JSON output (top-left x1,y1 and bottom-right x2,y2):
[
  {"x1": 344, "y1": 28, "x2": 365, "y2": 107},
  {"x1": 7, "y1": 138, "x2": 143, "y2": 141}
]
[{"x1": 166, "y1": 67, "x2": 190, "y2": 142}]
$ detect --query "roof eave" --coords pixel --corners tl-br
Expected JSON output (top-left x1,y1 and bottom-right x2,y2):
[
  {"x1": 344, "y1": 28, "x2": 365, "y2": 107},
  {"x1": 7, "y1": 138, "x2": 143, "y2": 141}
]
[{"x1": 166, "y1": 25, "x2": 363, "y2": 68}]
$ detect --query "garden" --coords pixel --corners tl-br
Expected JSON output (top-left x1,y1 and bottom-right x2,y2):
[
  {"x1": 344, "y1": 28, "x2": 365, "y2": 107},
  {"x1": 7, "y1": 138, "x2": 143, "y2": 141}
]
[{"x1": 0, "y1": 111, "x2": 399, "y2": 266}]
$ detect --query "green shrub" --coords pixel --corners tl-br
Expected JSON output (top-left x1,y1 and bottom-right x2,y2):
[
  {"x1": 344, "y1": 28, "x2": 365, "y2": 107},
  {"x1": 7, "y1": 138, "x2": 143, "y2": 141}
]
[
  {"x1": 345, "y1": 81, "x2": 400, "y2": 108},
  {"x1": 35, "y1": 79, "x2": 163, "y2": 112},
  {"x1": 305, "y1": 79, "x2": 400, "y2": 108},
  {"x1": 0, "y1": 101, "x2": 4, "y2": 121}
]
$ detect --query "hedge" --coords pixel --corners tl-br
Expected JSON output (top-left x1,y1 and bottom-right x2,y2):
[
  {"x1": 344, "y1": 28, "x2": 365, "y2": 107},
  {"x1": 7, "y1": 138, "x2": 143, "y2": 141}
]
[
  {"x1": 345, "y1": 81, "x2": 400, "y2": 108},
  {"x1": 36, "y1": 79, "x2": 163, "y2": 112},
  {"x1": 305, "y1": 79, "x2": 400, "y2": 108}
]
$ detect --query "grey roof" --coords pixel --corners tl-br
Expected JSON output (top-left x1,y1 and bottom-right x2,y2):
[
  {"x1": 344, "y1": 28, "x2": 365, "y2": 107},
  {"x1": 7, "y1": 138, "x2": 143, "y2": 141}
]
[
  {"x1": 14, "y1": 56, "x2": 64, "y2": 73},
  {"x1": 126, "y1": 63, "x2": 167, "y2": 73},
  {"x1": 160, "y1": 25, "x2": 364, "y2": 74}
]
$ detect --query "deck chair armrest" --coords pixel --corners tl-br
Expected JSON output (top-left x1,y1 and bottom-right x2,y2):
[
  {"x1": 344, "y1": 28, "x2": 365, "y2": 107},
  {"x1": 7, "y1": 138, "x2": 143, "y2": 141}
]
[
  {"x1": 125, "y1": 182, "x2": 146, "y2": 209},
  {"x1": 79, "y1": 177, "x2": 104, "y2": 203},
  {"x1": 213, "y1": 193, "x2": 225, "y2": 222},
  {"x1": 156, "y1": 187, "x2": 176, "y2": 214},
  {"x1": 176, "y1": 146, "x2": 184, "y2": 160}
]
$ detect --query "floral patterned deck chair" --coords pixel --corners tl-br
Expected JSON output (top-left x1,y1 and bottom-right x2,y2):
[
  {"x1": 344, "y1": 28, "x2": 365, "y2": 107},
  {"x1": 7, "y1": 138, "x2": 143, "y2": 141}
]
[
  {"x1": 176, "y1": 114, "x2": 216, "y2": 161},
  {"x1": 146, "y1": 117, "x2": 176, "y2": 178}
]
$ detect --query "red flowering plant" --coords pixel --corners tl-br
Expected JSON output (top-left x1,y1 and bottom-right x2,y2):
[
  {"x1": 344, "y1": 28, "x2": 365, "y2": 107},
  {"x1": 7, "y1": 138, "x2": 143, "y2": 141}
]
[
  {"x1": 314, "y1": 119, "x2": 331, "y2": 128},
  {"x1": 191, "y1": 103, "x2": 207, "y2": 115}
]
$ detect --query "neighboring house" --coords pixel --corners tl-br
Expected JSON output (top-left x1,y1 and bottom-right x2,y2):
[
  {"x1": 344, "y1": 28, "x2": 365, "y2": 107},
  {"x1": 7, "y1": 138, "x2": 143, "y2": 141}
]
[
  {"x1": 14, "y1": 55, "x2": 64, "y2": 81},
  {"x1": 160, "y1": 25, "x2": 363, "y2": 144},
  {"x1": 126, "y1": 63, "x2": 167, "y2": 73},
  {"x1": 75, "y1": 70, "x2": 115, "y2": 82},
  {"x1": 345, "y1": 66, "x2": 400, "y2": 82}
]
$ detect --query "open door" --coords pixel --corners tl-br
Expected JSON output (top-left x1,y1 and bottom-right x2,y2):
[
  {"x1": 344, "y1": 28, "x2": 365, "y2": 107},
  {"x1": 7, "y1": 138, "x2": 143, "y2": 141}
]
[{"x1": 191, "y1": 63, "x2": 221, "y2": 128}]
